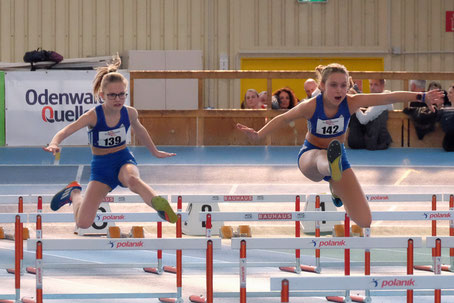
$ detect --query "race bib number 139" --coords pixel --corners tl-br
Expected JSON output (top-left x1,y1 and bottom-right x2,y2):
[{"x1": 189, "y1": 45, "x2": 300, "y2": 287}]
[{"x1": 98, "y1": 126, "x2": 127, "y2": 147}]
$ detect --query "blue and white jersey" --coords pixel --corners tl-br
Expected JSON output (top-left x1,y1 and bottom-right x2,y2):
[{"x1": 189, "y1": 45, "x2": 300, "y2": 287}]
[
  {"x1": 307, "y1": 94, "x2": 351, "y2": 138},
  {"x1": 88, "y1": 105, "x2": 130, "y2": 148}
]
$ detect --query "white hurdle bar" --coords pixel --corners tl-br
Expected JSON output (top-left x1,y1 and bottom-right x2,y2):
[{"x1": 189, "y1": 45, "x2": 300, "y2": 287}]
[
  {"x1": 171, "y1": 194, "x2": 306, "y2": 204},
  {"x1": 26, "y1": 211, "x2": 189, "y2": 271},
  {"x1": 0, "y1": 213, "x2": 26, "y2": 303},
  {"x1": 27, "y1": 238, "x2": 221, "y2": 302},
  {"x1": 271, "y1": 275, "x2": 454, "y2": 302},
  {"x1": 231, "y1": 237, "x2": 421, "y2": 303}
]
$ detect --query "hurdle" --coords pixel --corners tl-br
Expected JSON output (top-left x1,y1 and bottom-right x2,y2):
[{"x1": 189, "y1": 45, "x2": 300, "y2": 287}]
[
  {"x1": 229, "y1": 236, "x2": 422, "y2": 303},
  {"x1": 26, "y1": 210, "x2": 189, "y2": 271},
  {"x1": 0, "y1": 213, "x2": 26, "y2": 303},
  {"x1": 26, "y1": 238, "x2": 221, "y2": 302},
  {"x1": 272, "y1": 275, "x2": 454, "y2": 303},
  {"x1": 23, "y1": 194, "x2": 186, "y2": 276},
  {"x1": 172, "y1": 194, "x2": 306, "y2": 270}
]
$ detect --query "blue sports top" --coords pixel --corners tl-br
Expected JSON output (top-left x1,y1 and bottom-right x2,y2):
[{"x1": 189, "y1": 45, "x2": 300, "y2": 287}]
[
  {"x1": 88, "y1": 105, "x2": 130, "y2": 148},
  {"x1": 307, "y1": 94, "x2": 351, "y2": 138}
]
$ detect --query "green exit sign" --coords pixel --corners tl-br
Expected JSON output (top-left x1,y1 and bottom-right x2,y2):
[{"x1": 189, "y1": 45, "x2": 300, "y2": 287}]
[{"x1": 297, "y1": 0, "x2": 327, "y2": 3}]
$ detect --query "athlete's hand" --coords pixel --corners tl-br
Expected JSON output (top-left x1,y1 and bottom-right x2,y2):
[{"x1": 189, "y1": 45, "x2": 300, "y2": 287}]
[
  {"x1": 426, "y1": 89, "x2": 445, "y2": 112},
  {"x1": 43, "y1": 144, "x2": 60, "y2": 156},
  {"x1": 154, "y1": 150, "x2": 176, "y2": 158},
  {"x1": 236, "y1": 123, "x2": 259, "y2": 142}
]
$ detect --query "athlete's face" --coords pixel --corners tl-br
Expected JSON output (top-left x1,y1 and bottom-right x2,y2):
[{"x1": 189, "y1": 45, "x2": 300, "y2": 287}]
[
  {"x1": 321, "y1": 73, "x2": 348, "y2": 106},
  {"x1": 101, "y1": 81, "x2": 128, "y2": 109}
]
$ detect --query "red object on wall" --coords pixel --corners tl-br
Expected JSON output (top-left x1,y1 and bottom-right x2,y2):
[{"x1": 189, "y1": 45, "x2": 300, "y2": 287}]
[{"x1": 447, "y1": 11, "x2": 454, "y2": 32}]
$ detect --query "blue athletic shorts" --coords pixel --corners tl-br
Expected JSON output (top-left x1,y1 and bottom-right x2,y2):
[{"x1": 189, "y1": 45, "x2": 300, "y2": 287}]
[
  {"x1": 90, "y1": 147, "x2": 137, "y2": 190},
  {"x1": 297, "y1": 140, "x2": 350, "y2": 182}
]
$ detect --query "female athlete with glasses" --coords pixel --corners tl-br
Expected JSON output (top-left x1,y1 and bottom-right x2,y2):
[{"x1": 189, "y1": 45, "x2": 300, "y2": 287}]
[{"x1": 44, "y1": 54, "x2": 177, "y2": 229}]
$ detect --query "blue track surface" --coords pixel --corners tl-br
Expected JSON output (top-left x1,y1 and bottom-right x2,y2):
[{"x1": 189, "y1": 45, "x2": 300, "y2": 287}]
[{"x1": 0, "y1": 146, "x2": 452, "y2": 166}]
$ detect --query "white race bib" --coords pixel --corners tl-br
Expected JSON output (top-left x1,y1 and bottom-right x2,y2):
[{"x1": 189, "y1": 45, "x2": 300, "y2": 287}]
[
  {"x1": 315, "y1": 116, "x2": 344, "y2": 136},
  {"x1": 97, "y1": 126, "x2": 127, "y2": 147}
]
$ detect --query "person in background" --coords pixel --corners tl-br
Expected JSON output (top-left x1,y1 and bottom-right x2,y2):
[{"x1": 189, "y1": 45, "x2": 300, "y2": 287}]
[
  {"x1": 304, "y1": 78, "x2": 320, "y2": 99},
  {"x1": 271, "y1": 87, "x2": 298, "y2": 110},
  {"x1": 427, "y1": 81, "x2": 451, "y2": 107},
  {"x1": 258, "y1": 91, "x2": 268, "y2": 108},
  {"x1": 348, "y1": 79, "x2": 393, "y2": 150},
  {"x1": 410, "y1": 79, "x2": 426, "y2": 92},
  {"x1": 241, "y1": 89, "x2": 263, "y2": 109},
  {"x1": 43, "y1": 54, "x2": 178, "y2": 229}
]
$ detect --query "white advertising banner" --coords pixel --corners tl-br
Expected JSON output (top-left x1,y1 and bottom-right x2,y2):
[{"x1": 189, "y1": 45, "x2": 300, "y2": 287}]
[{"x1": 5, "y1": 71, "x2": 130, "y2": 146}]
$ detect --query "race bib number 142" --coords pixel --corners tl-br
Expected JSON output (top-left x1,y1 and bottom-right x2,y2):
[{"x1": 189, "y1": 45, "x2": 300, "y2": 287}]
[{"x1": 315, "y1": 117, "x2": 344, "y2": 136}]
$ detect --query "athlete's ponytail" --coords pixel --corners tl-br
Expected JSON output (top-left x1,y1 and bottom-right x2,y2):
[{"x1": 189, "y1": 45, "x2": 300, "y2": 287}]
[{"x1": 93, "y1": 53, "x2": 127, "y2": 100}]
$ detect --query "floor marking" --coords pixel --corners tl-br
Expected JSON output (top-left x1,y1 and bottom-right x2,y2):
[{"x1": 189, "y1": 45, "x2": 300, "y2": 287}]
[
  {"x1": 53, "y1": 152, "x2": 61, "y2": 165},
  {"x1": 394, "y1": 169, "x2": 419, "y2": 186},
  {"x1": 229, "y1": 184, "x2": 238, "y2": 194},
  {"x1": 75, "y1": 165, "x2": 84, "y2": 183}
]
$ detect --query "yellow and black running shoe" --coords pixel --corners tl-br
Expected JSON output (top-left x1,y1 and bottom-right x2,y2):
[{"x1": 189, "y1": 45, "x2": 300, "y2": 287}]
[
  {"x1": 327, "y1": 139, "x2": 343, "y2": 182},
  {"x1": 151, "y1": 196, "x2": 178, "y2": 223}
]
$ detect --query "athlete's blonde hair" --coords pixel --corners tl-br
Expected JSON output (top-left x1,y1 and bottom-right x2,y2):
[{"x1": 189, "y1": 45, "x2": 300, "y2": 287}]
[{"x1": 92, "y1": 54, "x2": 128, "y2": 100}]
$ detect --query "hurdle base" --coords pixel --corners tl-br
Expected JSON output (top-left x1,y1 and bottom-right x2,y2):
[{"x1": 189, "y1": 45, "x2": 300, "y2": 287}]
[
  {"x1": 143, "y1": 267, "x2": 163, "y2": 275},
  {"x1": 326, "y1": 296, "x2": 366, "y2": 303},
  {"x1": 279, "y1": 265, "x2": 319, "y2": 274},
  {"x1": 159, "y1": 298, "x2": 177, "y2": 303},
  {"x1": 163, "y1": 265, "x2": 177, "y2": 274},
  {"x1": 26, "y1": 266, "x2": 36, "y2": 274},
  {"x1": 189, "y1": 295, "x2": 206, "y2": 303},
  {"x1": 414, "y1": 265, "x2": 433, "y2": 272},
  {"x1": 21, "y1": 297, "x2": 36, "y2": 303},
  {"x1": 0, "y1": 299, "x2": 15, "y2": 303},
  {"x1": 442, "y1": 265, "x2": 451, "y2": 272}
]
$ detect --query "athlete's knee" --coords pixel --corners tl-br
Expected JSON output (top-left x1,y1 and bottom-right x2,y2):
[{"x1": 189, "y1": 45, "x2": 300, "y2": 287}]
[{"x1": 125, "y1": 174, "x2": 141, "y2": 190}]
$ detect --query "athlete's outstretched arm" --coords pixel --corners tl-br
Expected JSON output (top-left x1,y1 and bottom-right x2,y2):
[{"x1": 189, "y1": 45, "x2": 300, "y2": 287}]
[
  {"x1": 349, "y1": 90, "x2": 444, "y2": 113},
  {"x1": 237, "y1": 98, "x2": 315, "y2": 141},
  {"x1": 43, "y1": 110, "x2": 95, "y2": 156},
  {"x1": 128, "y1": 107, "x2": 176, "y2": 158}
]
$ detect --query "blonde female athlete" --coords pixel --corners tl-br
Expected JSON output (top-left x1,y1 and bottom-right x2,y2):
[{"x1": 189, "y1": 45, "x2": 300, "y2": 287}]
[
  {"x1": 237, "y1": 63, "x2": 443, "y2": 228},
  {"x1": 44, "y1": 55, "x2": 177, "y2": 228}
]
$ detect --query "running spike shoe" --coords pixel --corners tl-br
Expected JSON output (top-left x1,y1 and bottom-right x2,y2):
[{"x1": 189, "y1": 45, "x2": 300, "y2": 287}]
[
  {"x1": 329, "y1": 183, "x2": 343, "y2": 207},
  {"x1": 152, "y1": 196, "x2": 178, "y2": 223},
  {"x1": 327, "y1": 139, "x2": 343, "y2": 182},
  {"x1": 50, "y1": 181, "x2": 82, "y2": 211}
]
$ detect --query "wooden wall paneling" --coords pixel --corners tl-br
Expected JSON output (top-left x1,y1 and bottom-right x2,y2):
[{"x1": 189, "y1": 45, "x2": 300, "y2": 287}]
[
  {"x1": 0, "y1": 0, "x2": 12, "y2": 60},
  {"x1": 27, "y1": 0, "x2": 40, "y2": 51},
  {"x1": 363, "y1": 0, "x2": 378, "y2": 47},
  {"x1": 310, "y1": 2, "x2": 322, "y2": 47},
  {"x1": 324, "y1": 0, "x2": 336, "y2": 47},
  {"x1": 108, "y1": 0, "x2": 122, "y2": 53},
  {"x1": 138, "y1": 114, "x2": 197, "y2": 145},
  {"x1": 217, "y1": 0, "x2": 230, "y2": 109},
  {"x1": 387, "y1": 111, "x2": 404, "y2": 147},
  {"x1": 81, "y1": 0, "x2": 95, "y2": 57},
  {"x1": 203, "y1": 116, "x2": 267, "y2": 145},
  {"x1": 270, "y1": 118, "x2": 307, "y2": 146},
  {"x1": 41, "y1": 0, "x2": 55, "y2": 50},
  {"x1": 13, "y1": 0, "x2": 25, "y2": 62},
  {"x1": 94, "y1": 0, "x2": 107, "y2": 56},
  {"x1": 122, "y1": 0, "x2": 136, "y2": 52},
  {"x1": 136, "y1": 0, "x2": 147, "y2": 50},
  {"x1": 163, "y1": 0, "x2": 176, "y2": 50},
  {"x1": 407, "y1": 120, "x2": 443, "y2": 148}
]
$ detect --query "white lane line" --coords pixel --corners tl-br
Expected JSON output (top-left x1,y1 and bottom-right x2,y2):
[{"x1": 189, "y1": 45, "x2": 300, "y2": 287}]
[
  {"x1": 394, "y1": 169, "x2": 419, "y2": 186},
  {"x1": 75, "y1": 165, "x2": 84, "y2": 183},
  {"x1": 229, "y1": 184, "x2": 238, "y2": 194}
]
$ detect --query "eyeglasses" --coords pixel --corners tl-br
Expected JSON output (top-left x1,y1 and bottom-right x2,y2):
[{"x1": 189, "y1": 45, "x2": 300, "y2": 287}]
[{"x1": 106, "y1": 92, "x2": 128, "y2": 100}]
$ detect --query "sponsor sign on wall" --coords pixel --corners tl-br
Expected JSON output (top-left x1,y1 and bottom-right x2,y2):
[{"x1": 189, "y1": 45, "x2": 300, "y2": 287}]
[{"x1": 5, "y1": 71, "x2": 130, "y2": 146}]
